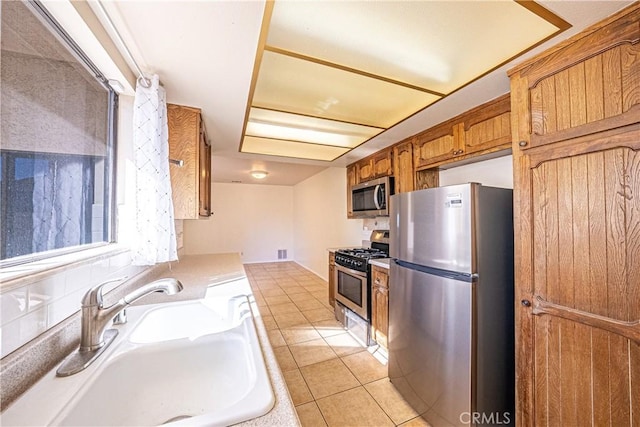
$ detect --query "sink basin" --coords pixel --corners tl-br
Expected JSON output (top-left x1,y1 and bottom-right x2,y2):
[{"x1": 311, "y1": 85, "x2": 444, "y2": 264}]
[
  {"x1": 129, "y1": 296, "x2": 247, "y2": 343},
  {"x1": 0, "y1": 295, "x2": 275, "y2": 427}
]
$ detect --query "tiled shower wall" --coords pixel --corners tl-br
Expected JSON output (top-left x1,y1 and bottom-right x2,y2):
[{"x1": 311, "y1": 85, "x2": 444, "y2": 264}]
[{"x1": 0, "y1": 250, "x2": 147, "y2": 358}]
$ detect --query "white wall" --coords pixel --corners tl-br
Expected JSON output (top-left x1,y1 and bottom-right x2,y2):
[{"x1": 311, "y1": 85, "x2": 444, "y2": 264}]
[
  {"x1": 293, "y1": 167, "x2": 364, "y2": 280},
  {"x1": 439, "y1": 155, "x2": 513, "y2": 189},
  {"x1": 182, "y1": 183, "x2": 294, "y2": 263}
]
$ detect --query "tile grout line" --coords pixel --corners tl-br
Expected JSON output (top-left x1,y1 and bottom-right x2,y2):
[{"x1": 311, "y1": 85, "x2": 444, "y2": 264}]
[{"x1": 246, "y1": 262, "x2": 421, "y2": 427}]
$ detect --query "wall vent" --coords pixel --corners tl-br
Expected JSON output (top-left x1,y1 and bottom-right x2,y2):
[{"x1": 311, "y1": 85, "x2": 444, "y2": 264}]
[{"x1": 277, "y1": 249, "x2": 287, "y2": 260}]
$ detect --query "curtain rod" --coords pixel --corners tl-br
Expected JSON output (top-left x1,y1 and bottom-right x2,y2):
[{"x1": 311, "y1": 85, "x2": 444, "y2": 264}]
[{"x1": 93, "y1": 1, "x2": 151, "y2": 88}]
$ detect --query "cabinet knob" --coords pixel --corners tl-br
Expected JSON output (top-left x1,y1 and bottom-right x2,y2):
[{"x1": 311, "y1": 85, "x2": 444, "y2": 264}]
[
  {"x1": 169, "y1": 158, "x2": 184, "y2": 167},
  {"x1": 521, "y1": 299, "x2": 531, "y2": 307},
  {"x1": 518, "y1": 141, "x2": 528, "y2": 147}
]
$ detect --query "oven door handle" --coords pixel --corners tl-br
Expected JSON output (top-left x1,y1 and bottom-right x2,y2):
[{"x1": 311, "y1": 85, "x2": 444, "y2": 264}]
[
  {"x1": 373, "y1": 184, "x2": 382, "y2": 210},
  {"x1": 335, "y1": 264, "x2": 367, "y2": 278}
]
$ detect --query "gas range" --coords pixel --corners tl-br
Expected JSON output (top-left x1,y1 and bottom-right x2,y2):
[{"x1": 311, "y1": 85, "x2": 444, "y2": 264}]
[
  {"x1": 333, "y1": 230, "x2": 389, "y2": 346},
  {"x1": 334, "y1": 248, "x2": 389, "y2": 272}
]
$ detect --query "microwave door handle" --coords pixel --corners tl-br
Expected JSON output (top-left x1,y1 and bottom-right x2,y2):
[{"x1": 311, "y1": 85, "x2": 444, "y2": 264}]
[{"x1": 373, "y1": 184, "x2": 382, "y2": 210}]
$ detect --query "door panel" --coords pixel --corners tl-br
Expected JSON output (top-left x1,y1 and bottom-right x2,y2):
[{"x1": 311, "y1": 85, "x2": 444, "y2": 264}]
[
  {"x1": 532, "y1": 149, "x2": 639, "y2": 318},
  {"x1": 527, "y1": 43, "x2": 639, "y2": 149},
  {"x1": 529, "y1": 147, "x2": 640, "y2": 426},
  {"x1": 534, "y1": 319, "x2": 640, "y2": 426}
]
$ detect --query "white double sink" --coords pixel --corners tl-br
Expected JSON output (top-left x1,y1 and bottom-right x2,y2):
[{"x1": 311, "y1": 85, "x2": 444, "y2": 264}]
[{"x1": 2, "y1": 290, "x2": 275, "y2": 426}]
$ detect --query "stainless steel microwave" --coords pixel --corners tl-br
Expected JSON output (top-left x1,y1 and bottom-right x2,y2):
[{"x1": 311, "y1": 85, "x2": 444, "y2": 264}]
[{"x1": 351, "y1": 176, "x2": 394, "y2": 218}]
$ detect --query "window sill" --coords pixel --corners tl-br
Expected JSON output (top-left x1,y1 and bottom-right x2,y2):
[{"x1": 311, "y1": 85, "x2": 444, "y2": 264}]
[{"x1": 0, "y1": 244, "x2": 129, "y2": 291}]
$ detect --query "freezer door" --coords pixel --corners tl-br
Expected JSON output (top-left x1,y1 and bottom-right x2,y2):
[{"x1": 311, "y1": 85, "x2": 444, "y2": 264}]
[
  {"x1": 389, "y1": 260, "x2": 473, "y2": 426},
  {"x1": 390, "y1": 183, "x2": 474, "y2": 274}
]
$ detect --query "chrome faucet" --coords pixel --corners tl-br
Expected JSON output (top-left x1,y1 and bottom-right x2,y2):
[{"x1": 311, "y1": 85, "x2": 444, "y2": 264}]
[{"x1": 57, "y1": 277, "x2": 183, "y2": 377}]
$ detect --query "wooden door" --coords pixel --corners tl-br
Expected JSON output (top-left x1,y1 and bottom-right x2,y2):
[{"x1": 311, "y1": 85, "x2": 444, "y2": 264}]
[
  {"x1": 168, "y1": 104, "x2": 200, "y2": 219},
  {"x1": 328, "y1": 252, "x2": 336, "y2": 307},
  {"x1": 198, "y1": 126, "x2": 211, "y2": 217},
  {"x1": 460, "y1": 93, "x2": 511, "y2": 156},
  {"x1": 413, "y1": 122, "x2": 461, "y2": 169},
  {"x1": 509, "y1": 5, "x2": 640, "y2": 425},
  {"x1": 393, "y1": 140, "x2": 414, "y2": 193},
  {"x1": 357, "y1": 158, "x2": 375, "y2": 182},
  {"x1": 371, "y1": 266, "x2": 389, "y2": 348},
  {"x1": 372, "y1": 149, "x2": 393, "y2": 178},
  {"x1": 519, "y1": 146, "x2": 640, "y2": 426}
]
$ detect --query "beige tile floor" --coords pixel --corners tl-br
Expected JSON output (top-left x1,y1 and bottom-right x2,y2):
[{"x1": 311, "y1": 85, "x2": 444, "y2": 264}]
[{"x1": 244, "y1": 262, "x2": 431, "y2": 427}]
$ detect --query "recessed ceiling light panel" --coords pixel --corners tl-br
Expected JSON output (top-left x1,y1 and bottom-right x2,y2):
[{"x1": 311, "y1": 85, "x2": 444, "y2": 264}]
[{"x1": 241, "y1": 0, "x2": 568, "y2": 162}]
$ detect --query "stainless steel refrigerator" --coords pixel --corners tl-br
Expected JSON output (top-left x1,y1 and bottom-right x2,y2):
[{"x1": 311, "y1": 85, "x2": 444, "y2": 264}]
[{"x1": 389, "y1": 183, "x2": 514, "y2": 427}]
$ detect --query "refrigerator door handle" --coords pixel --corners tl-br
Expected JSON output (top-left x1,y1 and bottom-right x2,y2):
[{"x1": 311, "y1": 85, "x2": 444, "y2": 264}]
[{"x1": 394, "y1": 259, "x2": 476, "y2": 282}]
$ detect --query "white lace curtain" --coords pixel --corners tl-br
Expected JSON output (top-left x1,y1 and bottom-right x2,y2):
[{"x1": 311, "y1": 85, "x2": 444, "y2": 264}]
[{"x1": 131, "y1": 75, "x2": 177, "y2": 265}]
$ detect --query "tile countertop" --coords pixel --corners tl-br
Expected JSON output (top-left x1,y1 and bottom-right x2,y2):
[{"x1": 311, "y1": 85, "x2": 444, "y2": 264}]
[
  {"x1": 0, "y1": 253, "x2": 299, "y2": 427},
  {"x1": 369, "y1": 258, "x2": 391, "y2": 269},
  {"x1": 132, "y1": 253, "x2": 300, "y2": 427}
]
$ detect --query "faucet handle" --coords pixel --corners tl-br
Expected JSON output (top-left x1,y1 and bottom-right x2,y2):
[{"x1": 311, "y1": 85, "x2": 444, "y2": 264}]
[{"x1": 81, "y1": 277, "x2": 128, "y2": 308}]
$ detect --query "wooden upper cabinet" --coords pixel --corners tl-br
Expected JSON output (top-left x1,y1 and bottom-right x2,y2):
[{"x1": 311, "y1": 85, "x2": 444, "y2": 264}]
[
  {"x1": 460, "y1": 93, "x2": 511, "y2": 156},
  {"x1": 393, "y1": 140, "x2": 414, "y2": 193},
  {"x1": 354, "y1": 148, "x2": 393, "y2": 184},
  {"x1": 372, "y1": 148, "x2": 393, "y2": 178},
  {"x1": 413, "y1": 122, "x2": 461, "y2": 169},
  {"x1": 515, "y1": 9, "x2": 639, "y2": 151},
  {"x1": 356, "y1": 158, "x2": 374, "y2": 182},
  {"x1": 413, "y1": 94, "x2": 512, "y2": 170},
  {"x1": 167, "y1": 104, "x2": 212, "y2": 219},
  {"x1": 198, "y1": 127, "x2": 211, "y2": 217},
  {"x1": 508, "y1": 4, "x2": 640, "y2": 426}
]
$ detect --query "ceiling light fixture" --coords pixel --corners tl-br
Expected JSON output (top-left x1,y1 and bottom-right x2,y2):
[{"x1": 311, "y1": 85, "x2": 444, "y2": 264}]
[{"x1": 250, "y1": 170, "x2": 269, "y2": 179}]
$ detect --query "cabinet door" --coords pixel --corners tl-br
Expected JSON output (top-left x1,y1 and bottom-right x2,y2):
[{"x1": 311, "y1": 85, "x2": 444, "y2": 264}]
[
  {"x1": 346, "y1": 164, "x2": 357, "y2": 218},
  {"x1": 357, "y1": 159, "x2": 375, "y2": 182},
  {"x1": 460, "y1": 94, "x2": 511, "y2": 156},
  {"x1": 371, "y1": 266, "x2": 389, "y2": 348},
  {"x1": 168, "y1": 104, "x2": 200, "y2": 219},
  {"x1": 328, "y1": 252, "x2": 336, "y2": 307},
  {"x1": 393, "y1": 140, "x2": 414, "y2": 193},
  {"x1": 413, "y1": 123, "x2": 462, "y2": 169},
  {"x1": 515, "y1": 12, "x2": 639, "y2": 152},
  {"x1": 371, "y1": 284, "x2": 389, "y2": 348},
  {"x1": 510, "y1": 7, "x2": 640, "y2": 425},
  {"x1": 198, "y1": 127, "x2": 211, "y2": 217},
  {"x1": 373, "y1": 149, "x2": 393, "y2": 178}
]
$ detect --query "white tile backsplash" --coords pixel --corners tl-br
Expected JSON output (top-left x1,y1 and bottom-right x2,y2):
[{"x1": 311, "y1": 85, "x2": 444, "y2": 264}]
[
  {"x1": 46, "y1": 289, "x2": 85, "y2": 327},
  {"x1": 1, "y1": 307, "x2": 48, "y2": 358},
  {"x1": 0, "y1": 287, "x2": 28, "y2": 324},
  {"x1": 18, "y1": 307, "x2": 48, "y2": 344},
  {"x1": 63, "y1": 264, "x2": 92, "y2": 294},
  {"x1": 28, "y1": 275, "x2": 66, "y2": 311},
  {"x1": 1, "y1": 317, "x2": 22, "y2": 358},
  {"x1": 0, "y1": 249, "x2": 147, "y2": 358}
]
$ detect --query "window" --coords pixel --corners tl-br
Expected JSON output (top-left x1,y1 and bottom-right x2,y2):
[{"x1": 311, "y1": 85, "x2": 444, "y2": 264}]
[{"x1": 0, "y1": 1, "x2": 117, "y2": 263}]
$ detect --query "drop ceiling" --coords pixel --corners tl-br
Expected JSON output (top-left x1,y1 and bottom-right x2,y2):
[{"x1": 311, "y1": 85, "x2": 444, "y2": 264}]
[
  {"x1": 91, "y1": 0, "x2": 635, "y2": 184},
  {"x1": 242, "y1": 0, "x2": 566, "y2": 162}
]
